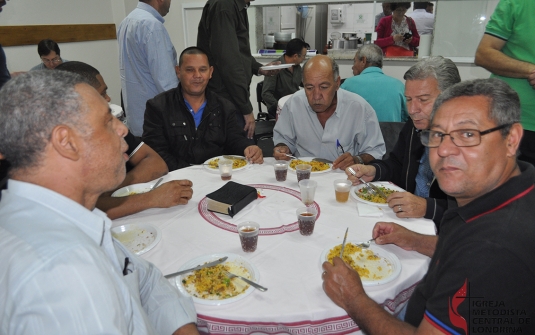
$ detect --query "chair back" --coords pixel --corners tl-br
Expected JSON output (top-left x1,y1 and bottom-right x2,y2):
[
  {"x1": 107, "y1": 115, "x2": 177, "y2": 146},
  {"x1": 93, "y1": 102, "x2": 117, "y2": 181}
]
[{"x1": 379, "y1": 122, "x2": 405, "y2": 159}]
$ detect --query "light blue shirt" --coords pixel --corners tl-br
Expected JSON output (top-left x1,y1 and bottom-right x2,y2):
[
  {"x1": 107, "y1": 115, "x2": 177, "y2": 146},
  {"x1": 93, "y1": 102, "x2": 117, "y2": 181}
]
[
  {"x1": 0, "y1": 180, "x2": 196, "y2": 334},
  {"x1": 118, "y1": 2, "x2": 179, "y2": 136},
  {"x1": 415, "y1": 147, "x2": 434, "y2": 198},
  {"x1": 341, "y1": 67, "x2": 408, "y2": 122},
  {"x1": 273, "y1": 89, "x2": 386, "y2": 161},
  {"x1": 184, "y1": 98, "x2": 207, "y2": 129}
]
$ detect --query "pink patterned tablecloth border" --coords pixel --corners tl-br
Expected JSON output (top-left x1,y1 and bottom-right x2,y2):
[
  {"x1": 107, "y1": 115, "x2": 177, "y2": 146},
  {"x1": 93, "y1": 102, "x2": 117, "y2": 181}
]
[
  {"x1": 196, "y1": 281, "x2": 420, "y2": 335},
  {"x1": 198, "y1": 184, "x2": 321, "y2": 235}
]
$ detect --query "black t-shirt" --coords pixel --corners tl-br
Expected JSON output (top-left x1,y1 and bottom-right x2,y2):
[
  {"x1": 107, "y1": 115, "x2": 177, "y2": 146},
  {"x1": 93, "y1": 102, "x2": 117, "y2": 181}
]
[
  {"x1": 405, "y1": 162, "x2": 535, "y2": 334},
  {"x1": 125, "y1": 131, "x2": 142, "y2": 172}
]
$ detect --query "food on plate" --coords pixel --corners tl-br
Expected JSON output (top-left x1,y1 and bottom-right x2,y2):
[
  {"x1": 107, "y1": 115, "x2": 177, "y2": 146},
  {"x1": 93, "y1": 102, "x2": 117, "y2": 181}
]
[
  {"x1": 207, "y1": 157, "x2": 247, "y2": 169},
  {"x1": 182, "y1": 262, "x2": 251, "y2": 300},
  {"x1": 289, "y1": 159, "x2": 330, "y2": 172},
  {"x1": 111, "y1": 228, "x2": 155, "y2": 253},
  {"x1": 355, "y1": 185, "x2": 396, "y2": 203},
  {"x1": 326, "y1": 243, "x2": 392, "y2": 280},
  {"x1": 128, "y1": 190, "x2": 149, "y2": 195}
]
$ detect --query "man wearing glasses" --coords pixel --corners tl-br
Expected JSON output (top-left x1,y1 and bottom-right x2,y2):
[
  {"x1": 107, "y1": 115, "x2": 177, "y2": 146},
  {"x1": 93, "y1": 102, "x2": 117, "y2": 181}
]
[
  {"x1": 29, "y1": 39, "x2": 67, "y2": 71},
  {"x1": 323, "y1": 78, "x2": 535, "y2": 334},
  {"x1": 345, "y1": 57, "x2": 460, "y2": 228}
]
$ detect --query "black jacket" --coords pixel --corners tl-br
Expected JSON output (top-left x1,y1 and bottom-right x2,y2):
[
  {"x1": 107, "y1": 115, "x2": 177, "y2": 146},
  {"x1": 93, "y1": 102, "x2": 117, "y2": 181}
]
[
  {"x1": 197, "y1": 0, "x2": 262, "y2": 116},
  {"x1": 142, "y1": 84, "x2": 251, "y2": 171},
  {"x1": 370, "y1": 120, "x2": 447, "y2": 229}
]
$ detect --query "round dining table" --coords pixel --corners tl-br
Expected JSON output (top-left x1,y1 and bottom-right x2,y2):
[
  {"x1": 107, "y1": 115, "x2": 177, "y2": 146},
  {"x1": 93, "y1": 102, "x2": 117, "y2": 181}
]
[{"x1": 112, "y1": 157, "x2": 436, "y2": 335}]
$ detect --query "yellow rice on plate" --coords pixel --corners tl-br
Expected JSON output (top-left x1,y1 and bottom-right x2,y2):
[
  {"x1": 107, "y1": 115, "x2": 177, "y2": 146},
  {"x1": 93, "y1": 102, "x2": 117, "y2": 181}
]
[
  {"x1": 207, "y1": 157, "x2": 247, "y2": 169},
  {"x1": 181, "y1": 262, "x2": 251, "y2": 300},
  {"x1": 289, "y1": 159, "x2": 330, "y2": 172},
  {"x1": 326, "y1": 243, "x2": 392, "y2": 281},
  {"x1": 355, "y1": 185, "x2": 396, "y2": 204}
]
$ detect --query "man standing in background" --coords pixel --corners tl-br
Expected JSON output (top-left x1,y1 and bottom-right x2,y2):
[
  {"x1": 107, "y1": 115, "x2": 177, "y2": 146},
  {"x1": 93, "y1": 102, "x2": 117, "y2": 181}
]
[
  {"x1": 408, "y1": 2, "x2": 435, "y2": 35},
  {"x1": 197, "y1": 0, "x2": 278, "y2": 140},
  {"x1": 374, "y1": 2, "x2": 391, "y2": 29},
  {"x1": 475, "y1": 0, "x2": 535, "y2": 166},
  {"x1": 118, "y1": 0, "x2": 179, "y2": 137}
]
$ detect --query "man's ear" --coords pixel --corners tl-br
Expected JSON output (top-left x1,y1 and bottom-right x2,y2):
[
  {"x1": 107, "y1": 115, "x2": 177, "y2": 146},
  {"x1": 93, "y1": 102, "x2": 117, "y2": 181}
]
[
  {"x1": 506, "y1": 123, "x2": 523, "y2": 158},
  {"x1": 175, "y1": 65, "x2": 180, "y2": 79},
  {"x1": 50, "y1": 125, "x2": 81, "y2": 161}
]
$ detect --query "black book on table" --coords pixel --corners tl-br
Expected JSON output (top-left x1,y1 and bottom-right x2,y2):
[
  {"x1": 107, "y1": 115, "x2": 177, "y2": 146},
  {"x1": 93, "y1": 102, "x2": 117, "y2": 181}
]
[{"x1": 206, "y1": 181, "x2": 257, "y2": 217}]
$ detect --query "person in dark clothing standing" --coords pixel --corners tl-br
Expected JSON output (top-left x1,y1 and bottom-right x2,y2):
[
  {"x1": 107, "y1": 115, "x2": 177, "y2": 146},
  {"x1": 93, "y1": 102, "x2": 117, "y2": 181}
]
[{"x1": 197, "y1": 0, "x2": 279, "y2": 140}]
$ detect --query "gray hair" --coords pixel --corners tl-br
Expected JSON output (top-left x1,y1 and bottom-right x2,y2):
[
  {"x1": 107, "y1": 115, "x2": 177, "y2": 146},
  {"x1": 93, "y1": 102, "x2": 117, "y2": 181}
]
[
  {"x1": 355, "y1": 44, "x2": 383, "y2": 68},
  {"x1": 431, "y1": 78, "x2": 521, "y2": 137},
  {"x1": 404, "y1": 56, "x2": 461, "y2": 92},
  {"x1": 302, "y1": 56, "x2": 340, "y2": 82},
  {"x1": 0, "y1": 71, "x2": 89, "y2": 171}
]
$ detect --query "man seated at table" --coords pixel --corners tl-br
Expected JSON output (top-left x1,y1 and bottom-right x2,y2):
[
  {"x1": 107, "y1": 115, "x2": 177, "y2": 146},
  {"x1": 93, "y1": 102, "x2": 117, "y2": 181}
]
[
  {"x1": 345, "y1": 57, "x2": 460, "y2": 228},
  {"x1": 341, "y1": 44, "x2": 408, "y2": 122},
  {"x1": 261, "y1": 38, "x2": 309, "y2": 118},
  {"x1": 0, "y1": 71, "x2": 199, "y2": 334},
  {"x1": 323, "y1": 78, "x2": 535, "y2": 334},
  {"x1": 143, "y1": 47, "x2": 264, "y2": 171},
  {"x1": 273, "y1": 55, "x2": 385, "y2": 171},
  {"x1": 56, "y1": 61, "x2": 194, "y2": 219},
  {"x1": 29, "y1": 39, "x2": 68, "y2": 71}
]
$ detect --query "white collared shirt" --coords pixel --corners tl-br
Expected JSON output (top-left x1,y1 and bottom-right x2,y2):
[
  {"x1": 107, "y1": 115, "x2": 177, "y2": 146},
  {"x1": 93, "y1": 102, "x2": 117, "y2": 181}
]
[{"x1": 0, "y1": 180, "x2": 196, "y2": 334}]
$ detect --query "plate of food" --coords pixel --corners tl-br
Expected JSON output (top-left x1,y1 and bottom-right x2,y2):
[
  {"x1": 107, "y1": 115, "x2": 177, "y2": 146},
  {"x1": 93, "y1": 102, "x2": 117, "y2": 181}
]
[
  {"x1": 175, "y1": 253, "x2": 260, "y2": 305},
  {"x1": 321, "y1": 241, "x2": 401, "y2": 286},
  {"x1": 288, "y1": 157, "x2": 332, "y2": 174},
  {"x1": 111, "y1": 181, "x2": 157, "y2": 197},
  {"x1": 350, "y1": 182, "x2": 405, "y2": 207},
  {"x1": 111, "y1": 223, "x2": 162, "y2": 255},
  {"x1": 203, "y1": 156, "x2": 250, "y2": 172},
  {"x1": 259, "y1": 63, "x2": 293, "y2": 71}
]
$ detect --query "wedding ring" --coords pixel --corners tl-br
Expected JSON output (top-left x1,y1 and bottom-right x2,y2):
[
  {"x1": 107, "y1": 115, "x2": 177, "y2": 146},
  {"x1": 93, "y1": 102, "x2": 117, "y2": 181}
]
[{"x1": 398, "y1": 205, "x2": 402, "y2": 212}]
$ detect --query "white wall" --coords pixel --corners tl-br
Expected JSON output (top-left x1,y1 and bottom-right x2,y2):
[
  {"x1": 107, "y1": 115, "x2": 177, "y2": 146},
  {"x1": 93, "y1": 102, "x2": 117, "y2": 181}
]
[{"x1": 0, "y1": 0, "x2": 127, "y2": 104}]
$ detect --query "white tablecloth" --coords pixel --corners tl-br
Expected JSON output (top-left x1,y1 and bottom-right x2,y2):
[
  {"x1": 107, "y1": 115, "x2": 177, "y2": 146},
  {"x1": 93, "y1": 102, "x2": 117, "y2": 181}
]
[{"x1": 113, "y1": 158, "x2": 435, "y2": 334}]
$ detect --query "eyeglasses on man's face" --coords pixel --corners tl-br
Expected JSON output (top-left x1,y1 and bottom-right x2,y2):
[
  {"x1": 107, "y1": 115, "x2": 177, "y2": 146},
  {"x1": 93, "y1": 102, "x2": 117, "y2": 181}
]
[
  {"x1": 41, "y1": 57, "x2": 62, "y2": 64},
  {"x1": 419, "y1": 123, "x2": 515, "y2": 148}
]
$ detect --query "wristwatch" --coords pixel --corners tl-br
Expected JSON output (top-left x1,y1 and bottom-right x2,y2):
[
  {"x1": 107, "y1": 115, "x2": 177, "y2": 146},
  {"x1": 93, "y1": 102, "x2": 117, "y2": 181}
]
[{"x1": 353, "y1": 155, "x2": 364, "y2": 164}]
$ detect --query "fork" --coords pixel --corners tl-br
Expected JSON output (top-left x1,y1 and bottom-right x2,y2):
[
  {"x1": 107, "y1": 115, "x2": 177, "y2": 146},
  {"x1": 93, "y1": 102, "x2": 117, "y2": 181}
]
[
  {"x1": 347, "y1": 167, "x2": 385, "y2": 199},
  {"x1": 224, "y1": 270, "x2": 268, "y2": 292}
]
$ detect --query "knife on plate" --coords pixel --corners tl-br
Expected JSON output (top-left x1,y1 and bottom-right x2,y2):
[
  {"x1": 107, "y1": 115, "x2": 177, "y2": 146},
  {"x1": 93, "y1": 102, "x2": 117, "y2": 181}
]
[
  {"x1": 312, "y1": 158, "x2": 333, "y2": 164},
  {"x1": 222, "y1": 155, "x2": 245, "y2": 160},
  {"x1": 164, "y1": 256, "x2": 228, "y2": 279},
  {"x1": 340, "y1": 228, "x2": 349, "y2": 258}
]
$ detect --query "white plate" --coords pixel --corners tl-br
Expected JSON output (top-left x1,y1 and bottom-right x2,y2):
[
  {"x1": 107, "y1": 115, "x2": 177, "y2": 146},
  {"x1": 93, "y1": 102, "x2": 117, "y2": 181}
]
[
  {"x1": 320, "y1": 241, "x2": 401, "y2": 286},
  {"x1": 111, "y1": 223, "x2": 162, "y2": 255},
  {"x1": 175, "y1": 253, "x2": 260, "y2": 305},
  {"x1": 203, "y1": 156, "x2": 250, "y2": 173},
  {"x1": 111, "y1": 181, "x2": 156, "y2": 197},
  {"x1": 350, "y1": 182, "x2": 405, "y2": 207},
  {"x1": 259, "y1": 63, "x2": 293, "y2": 71},
  {"x1": 288, "y1": 157, "x2": 332, "y2": 174}
]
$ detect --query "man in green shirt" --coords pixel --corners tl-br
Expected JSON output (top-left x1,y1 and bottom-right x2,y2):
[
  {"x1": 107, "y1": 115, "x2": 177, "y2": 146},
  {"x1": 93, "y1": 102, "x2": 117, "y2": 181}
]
[{"x1": 475, "y1": 0, "x2": 535, "y2": 166}]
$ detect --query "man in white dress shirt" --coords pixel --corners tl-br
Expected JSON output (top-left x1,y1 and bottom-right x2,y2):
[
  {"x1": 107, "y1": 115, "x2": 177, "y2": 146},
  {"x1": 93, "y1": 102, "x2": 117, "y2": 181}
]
[
  {"x1": 0, "y1": 71, "x2": 199, "y2": 334},
  {"x1": 273, "y1": 55, "x2": 385, "y2": 170},
  {"x1": 408, "y1": 2, "x2": 435, "y2": 35}
]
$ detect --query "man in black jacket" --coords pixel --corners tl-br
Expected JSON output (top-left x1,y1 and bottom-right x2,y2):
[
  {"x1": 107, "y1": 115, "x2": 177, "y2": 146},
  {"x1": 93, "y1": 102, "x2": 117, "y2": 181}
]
[
  {"x1": 346, "y1": 57, "x2": 461, "y2": 228},
  {"x1": 143, "y1": 47, "x2": 263, "y2": 171}
]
